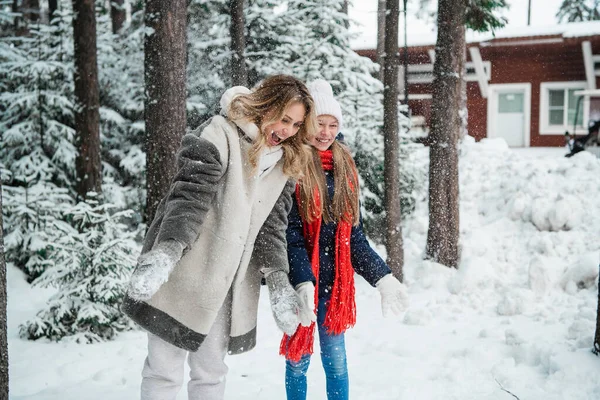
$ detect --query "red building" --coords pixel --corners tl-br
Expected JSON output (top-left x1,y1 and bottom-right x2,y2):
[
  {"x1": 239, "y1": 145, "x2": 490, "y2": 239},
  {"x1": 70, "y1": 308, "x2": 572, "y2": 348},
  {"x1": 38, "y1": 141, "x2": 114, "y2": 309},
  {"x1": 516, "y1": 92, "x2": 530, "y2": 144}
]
[{"x1": 357, "y1": 21, "x2": 600, "y2": 147}]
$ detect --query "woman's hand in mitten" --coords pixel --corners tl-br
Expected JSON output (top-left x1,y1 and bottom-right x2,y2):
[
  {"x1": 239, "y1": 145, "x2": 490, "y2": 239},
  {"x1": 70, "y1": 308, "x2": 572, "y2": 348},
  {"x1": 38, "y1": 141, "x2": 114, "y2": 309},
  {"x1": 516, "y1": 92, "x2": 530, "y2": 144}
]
[
  {"x1": 265, "y1": 271, "x2": 302, "y2": 335},
  {"x1": 128, "y1": 240, "x2": 184, "y2": 301},
  {"x1": 376, "y1": 274, "x2": 409, "y2": 317}
]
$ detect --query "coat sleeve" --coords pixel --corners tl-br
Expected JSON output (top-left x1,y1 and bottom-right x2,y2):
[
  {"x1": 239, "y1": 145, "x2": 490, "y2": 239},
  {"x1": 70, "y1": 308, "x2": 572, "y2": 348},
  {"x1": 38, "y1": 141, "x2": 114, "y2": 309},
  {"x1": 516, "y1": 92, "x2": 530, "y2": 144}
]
[
  {"x1": 285, "y1": 192, "x2": 316, "y2": 288},
  {"x1": 350, "y1": 211, "x2": 391, "y2": 287},
  {"x1": 253, "y1": 180, "x2": 296, "y2": 277},
  {"x1": 153, "y1": 120, "x2": 226, "y2": 251}
]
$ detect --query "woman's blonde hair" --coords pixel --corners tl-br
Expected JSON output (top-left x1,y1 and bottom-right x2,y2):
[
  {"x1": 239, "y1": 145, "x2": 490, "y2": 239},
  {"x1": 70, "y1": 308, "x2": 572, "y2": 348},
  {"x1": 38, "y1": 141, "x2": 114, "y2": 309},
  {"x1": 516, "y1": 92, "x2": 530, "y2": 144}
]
[
  {"x1": 227, "y1": 74, "x2": 318, "y2": 180},
  {"x1": 297, "y1": 140, "x2": 360, "y2": 226}
]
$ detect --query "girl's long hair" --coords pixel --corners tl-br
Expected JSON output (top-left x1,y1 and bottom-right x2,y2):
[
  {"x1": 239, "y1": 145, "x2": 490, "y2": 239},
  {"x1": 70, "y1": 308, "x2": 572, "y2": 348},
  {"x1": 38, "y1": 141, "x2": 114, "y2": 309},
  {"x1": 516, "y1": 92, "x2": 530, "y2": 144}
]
[
  {"x1": 227, "y1": 74, "x2": 318, "y2": 180},
  {"x1": 297, "y1": 140, "x2": 360, "y2": 226}
]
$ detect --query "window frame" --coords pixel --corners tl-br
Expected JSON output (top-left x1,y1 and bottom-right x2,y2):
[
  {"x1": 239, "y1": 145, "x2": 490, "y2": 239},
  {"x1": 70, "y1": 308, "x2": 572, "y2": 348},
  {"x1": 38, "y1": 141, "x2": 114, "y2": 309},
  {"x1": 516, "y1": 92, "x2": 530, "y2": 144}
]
[{"x1": 539, "y1": 81, "x2": 589, "y2": 135}]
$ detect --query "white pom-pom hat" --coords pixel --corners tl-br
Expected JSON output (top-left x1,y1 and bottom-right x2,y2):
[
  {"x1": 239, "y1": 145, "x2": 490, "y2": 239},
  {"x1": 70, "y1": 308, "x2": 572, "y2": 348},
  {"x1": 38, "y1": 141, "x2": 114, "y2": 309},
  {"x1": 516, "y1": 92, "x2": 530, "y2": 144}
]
[{"x1": 307, "y1": 79, "x2": 343, "y2": 130}]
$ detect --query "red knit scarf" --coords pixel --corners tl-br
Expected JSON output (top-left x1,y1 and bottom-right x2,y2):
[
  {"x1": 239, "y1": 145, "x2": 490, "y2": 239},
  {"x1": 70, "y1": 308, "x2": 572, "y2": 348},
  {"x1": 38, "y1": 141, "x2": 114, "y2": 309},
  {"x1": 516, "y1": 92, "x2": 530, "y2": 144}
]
[{"x1": 279, "y1": 149, "x2": 356, "y2": 362}]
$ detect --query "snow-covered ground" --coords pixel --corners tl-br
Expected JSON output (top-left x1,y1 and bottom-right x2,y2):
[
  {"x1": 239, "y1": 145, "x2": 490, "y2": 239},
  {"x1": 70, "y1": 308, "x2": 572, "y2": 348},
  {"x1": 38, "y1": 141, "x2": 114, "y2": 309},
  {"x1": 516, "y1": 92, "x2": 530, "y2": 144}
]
[{"x1": 8, "y1": 138, "x2": 600, "y2": 399}]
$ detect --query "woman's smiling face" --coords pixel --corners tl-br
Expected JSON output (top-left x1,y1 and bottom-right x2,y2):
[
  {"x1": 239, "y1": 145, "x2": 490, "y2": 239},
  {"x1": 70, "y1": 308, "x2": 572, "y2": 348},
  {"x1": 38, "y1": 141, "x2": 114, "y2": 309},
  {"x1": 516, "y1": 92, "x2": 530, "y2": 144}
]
[
  {"x1": 311, "y1": 114, "x2": 339, "y2": 151},
  {"x1": 262, "y1": 102, "x2": 306, "y2": 147}
]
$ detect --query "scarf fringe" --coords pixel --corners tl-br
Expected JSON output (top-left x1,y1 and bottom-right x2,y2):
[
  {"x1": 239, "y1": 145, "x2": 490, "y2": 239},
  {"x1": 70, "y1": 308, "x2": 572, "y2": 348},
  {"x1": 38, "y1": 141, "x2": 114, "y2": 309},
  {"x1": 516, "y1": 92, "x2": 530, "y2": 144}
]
[{"x1": 279, "y1": 323, "x2": 316, "y2": 362}]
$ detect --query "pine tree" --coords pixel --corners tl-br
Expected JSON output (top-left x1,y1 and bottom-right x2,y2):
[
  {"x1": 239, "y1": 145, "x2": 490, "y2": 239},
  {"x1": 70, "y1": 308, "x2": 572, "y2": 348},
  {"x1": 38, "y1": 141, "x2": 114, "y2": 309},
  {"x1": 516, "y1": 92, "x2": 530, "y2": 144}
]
[
  {"x1": 0, "y1": 8, "x2": 10, "y2": 387},
  {"x1": 377, "y1": 0, "x2": 386, "y2": 81},
  {"x1": 2, "y1": 1, "x2": 145, "y2": 343},
  {"x1": 382, "y1": 0, "x2": 404, "y2": 279},
  {"x1": 96, "y1": 7, "x2": 146, "y2": 217},
  {"x1": 0, "y1": 179, "x2": 8, "y2": 400},
  {"x1": 72, "y1": 0, "x2": 102, "y2": 199},
  {"x1": 595, "y1": 271, "x2": 600, "y2": 354},
  {"x1": 144, "y1": 0, "x2": 187, "y2": 223},
  {"x1": 19, "y1": 194, "x2": 140, "y2": 343},
  {"x1": 557, "y1": 0, "x2": 600, "y2": 22},
  {"x1": 110, "y1": 0, "x2": 125, "y2": 33},
  {"x1": 230, "y1": 0, "x2": 248, "y2": 86},
  {"x1": 424, "y1": 0, "x2": 507, "y2": 268},
  {"x1": 187, "y1": 0, "x2": 234, "y2": 125},
  {"x1": 426, "y1": 0, "x2": 465, "y2": 269},
  {"x1": 0, "y1": 7, "x2": 77, "y2": 280}
]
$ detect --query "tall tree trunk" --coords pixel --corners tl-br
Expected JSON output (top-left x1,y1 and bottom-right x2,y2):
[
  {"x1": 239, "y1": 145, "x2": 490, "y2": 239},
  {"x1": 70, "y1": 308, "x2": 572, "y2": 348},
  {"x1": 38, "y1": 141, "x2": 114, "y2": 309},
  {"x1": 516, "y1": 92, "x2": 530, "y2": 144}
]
[
  {"x1": 0, "y1": 181, "x2": 8, "y2": 400},
  {"x1": 73, "y1": 0, "x2": 102, "y2": 199},
  {"x1": 144, "y1": 0, "x2": 187, "y2": 223},
  {"x1": 229, "y1": 0, "x2": 247, "y2": 86},
  {"x1": 377, "y1": 0, "x2": 386, "y2": 81},
  {"x1": 459, "y1": 51, "x2": 468, "y2": 140},
  {"x1": 21, "y1": 0, "x2": 40, "y2": 22},
  {"x1": 595, "y1": 263, "x2": 600, "y2": 354},
  {"x1": 48, "y1": 0, "x2": 58, "y2": 23},
  {"x1": 110, "y1": 0, "x2": 126, "y2": 34},
  {"x1": 341, "y1": 0, "x2": 349, "y2": 29},
  {"x1": 383, "y1": 0, "x2": 404, "y2": 281},
  {"x1": 425, "y1": 0, "x2": 463, "y2": 268}
]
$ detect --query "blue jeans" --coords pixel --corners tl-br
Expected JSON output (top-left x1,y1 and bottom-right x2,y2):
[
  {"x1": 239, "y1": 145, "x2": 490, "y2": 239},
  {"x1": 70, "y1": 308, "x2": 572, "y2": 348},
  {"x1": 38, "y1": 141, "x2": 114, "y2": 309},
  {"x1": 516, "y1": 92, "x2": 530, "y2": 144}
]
[{"x1": 285, "y1": 297, "x2": 349, "y2": 400}]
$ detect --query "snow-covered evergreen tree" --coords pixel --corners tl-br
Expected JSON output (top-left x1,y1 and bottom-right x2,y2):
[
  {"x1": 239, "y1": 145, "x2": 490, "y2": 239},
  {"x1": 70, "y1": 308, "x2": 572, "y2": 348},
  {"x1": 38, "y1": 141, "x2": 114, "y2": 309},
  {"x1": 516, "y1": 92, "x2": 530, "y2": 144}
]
[
  {"x1": 20, "y1": 194, "x2": 140, "y2": 343},
  {"x1": 0, "y1": 7, "x2": 77, "y2": 280},
  {"x1": 557, "y1": 0, "x2": 600, "y2": 22},
  {"x1": 187, "y1": 0, "x2": 231, "y2": 125},
  {"x1": 2, "y1": 1, "x2": 145, "y2": 341},
  {"x1": 95, "y1": 7, "x2": 146, "y2": 217}
]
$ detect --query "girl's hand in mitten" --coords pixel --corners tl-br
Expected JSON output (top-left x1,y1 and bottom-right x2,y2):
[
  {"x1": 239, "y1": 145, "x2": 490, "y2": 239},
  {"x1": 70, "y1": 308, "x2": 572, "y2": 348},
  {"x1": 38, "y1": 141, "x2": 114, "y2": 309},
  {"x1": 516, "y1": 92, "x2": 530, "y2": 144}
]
[
  {"x1": 295, "y1": 282, "x2": 317, "y2": 327},
  {"x1": 376, "y1": 274, "x2": 409, "y2": 317}
]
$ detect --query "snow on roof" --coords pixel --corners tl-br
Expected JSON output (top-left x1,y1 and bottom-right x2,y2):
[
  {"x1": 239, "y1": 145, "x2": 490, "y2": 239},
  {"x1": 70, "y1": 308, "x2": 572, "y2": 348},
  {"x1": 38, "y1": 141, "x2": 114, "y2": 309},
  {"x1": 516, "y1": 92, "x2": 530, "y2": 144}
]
[
  {"x1": 352, "y1": 20, "x2": 600, "y2": 50},
  {"x1": 471, "y1": 20, "x2": 600, "y2": 43}
]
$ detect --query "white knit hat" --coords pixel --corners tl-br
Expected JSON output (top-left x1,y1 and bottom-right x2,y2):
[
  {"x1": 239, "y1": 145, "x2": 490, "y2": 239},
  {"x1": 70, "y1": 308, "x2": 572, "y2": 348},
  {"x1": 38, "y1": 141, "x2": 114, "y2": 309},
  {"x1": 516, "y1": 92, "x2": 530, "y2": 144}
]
[{"x1": 307, "y1": 79, "x2": 343, "y2": 130}]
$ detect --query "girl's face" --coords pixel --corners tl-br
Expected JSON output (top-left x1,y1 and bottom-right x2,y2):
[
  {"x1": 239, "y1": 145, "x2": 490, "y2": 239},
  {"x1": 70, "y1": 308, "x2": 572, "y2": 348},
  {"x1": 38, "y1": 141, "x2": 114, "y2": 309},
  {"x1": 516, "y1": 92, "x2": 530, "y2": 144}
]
[
  {"x1": 311, "y1": 114, "x2": 339, "y2": 151},
  {"x1": 263, "y1": 102, "x2": 306, "y2": 147}
]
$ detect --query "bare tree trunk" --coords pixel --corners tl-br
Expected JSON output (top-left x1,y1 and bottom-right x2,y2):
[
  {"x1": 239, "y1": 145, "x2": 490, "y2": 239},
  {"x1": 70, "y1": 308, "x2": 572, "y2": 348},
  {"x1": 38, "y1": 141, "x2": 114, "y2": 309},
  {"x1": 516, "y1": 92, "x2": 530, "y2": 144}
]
[
  {"x1": 21, "y1": 0, "x2": 40, "y2": 22},
  {"x1": 13, "y1": 0, "x2": 39, "y2": 34},
  {"x1": 110, "y1": 0, "x2": 126, "y2": 34},
  {"x1": 0, "y1": 181, "x2": 8, "y2": 400},
  {"x1": 459, "y1": 51, "x2": 468, "y2": 140},
  {"x1": 48, "y1": 0, "x2": 58, "y2": 23},
  {"x1": 341, "y1": 0, "x2": 349, "y2": 29},
  {"x1": 73, "y1": 0, "x2": 102, "y2": 199},
  {"x1": 425, "y1": 0, "x2": 463, "y2": 268},
  {"x1": 144, "y1": 0, "x2": 187, "y2": 223},
  {"x1": 377, "y1": 0, "x2": 386, "y2": 81},
  {"x1": 383, "y1": 0, "x2": 404, "y2": 281},
  {"x1": 229, "y1": 0, "x2": 247, "y2": 86},
  {"x1": 595, "y1": 264, "x2": 600, "y2": 355}
]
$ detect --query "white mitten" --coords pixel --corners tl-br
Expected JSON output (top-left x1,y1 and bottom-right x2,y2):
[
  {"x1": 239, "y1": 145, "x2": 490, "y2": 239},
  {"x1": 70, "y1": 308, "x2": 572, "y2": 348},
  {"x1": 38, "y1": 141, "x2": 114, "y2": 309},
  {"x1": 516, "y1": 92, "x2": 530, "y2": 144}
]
[
  {"x1": 128, "y1": 240, "x2": 184, "y2": 301},
  {"x1": 295, "y1": 282, "x2": 317, "y2": 327},
  {"x1": 376, "y1": 274, "x2": 409, "y2": 317},
  {"x1": 265, "y1": 271, "x2": 302, "y2": 335}
]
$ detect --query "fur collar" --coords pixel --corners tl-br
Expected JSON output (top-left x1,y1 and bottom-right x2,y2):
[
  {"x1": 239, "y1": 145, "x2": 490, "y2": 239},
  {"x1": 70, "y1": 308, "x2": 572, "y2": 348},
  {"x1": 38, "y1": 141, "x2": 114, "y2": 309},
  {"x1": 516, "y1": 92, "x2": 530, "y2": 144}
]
[{"x1": 220, "y1": 86, "x2": 283, "y2": 176}]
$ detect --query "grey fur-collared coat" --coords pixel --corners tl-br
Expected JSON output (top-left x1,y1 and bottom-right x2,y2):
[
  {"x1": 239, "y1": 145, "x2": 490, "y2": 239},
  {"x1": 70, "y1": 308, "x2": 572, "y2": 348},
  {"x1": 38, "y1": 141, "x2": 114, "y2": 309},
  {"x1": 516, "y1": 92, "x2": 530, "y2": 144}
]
[{"x1": 122, "y1": 114, "x2": 294, "y2": 354}]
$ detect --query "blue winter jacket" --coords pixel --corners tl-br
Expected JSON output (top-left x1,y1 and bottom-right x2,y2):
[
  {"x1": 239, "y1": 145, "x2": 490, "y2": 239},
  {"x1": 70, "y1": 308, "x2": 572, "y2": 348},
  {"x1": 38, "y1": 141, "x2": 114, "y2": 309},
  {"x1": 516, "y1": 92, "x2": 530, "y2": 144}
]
[{"x1": 286, "y1": 159, "x2": 391, "y2": 299}]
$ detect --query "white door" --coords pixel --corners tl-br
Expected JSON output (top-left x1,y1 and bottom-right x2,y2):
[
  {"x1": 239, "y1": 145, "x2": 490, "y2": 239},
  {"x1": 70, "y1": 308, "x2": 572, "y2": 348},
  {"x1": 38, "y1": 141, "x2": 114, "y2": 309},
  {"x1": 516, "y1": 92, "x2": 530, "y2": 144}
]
[{"x1": 496, "y1": 91, "x2": 525, "y2": 147}]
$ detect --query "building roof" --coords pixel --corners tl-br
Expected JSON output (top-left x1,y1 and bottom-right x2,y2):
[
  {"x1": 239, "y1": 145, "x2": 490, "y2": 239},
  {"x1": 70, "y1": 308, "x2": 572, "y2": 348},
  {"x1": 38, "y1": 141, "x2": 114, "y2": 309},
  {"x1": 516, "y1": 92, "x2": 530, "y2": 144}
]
[{"x1": 352, "y1": 20, "x2": 600, "y2": 50}]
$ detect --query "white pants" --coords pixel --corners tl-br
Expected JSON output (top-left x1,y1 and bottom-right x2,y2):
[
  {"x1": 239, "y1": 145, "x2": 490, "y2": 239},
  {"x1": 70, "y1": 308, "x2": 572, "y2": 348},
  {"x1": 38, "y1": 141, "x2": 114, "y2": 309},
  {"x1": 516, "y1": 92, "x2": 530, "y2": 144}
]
[{"x1": 141, "y1": 294, "x2": 232, "y2": 400}]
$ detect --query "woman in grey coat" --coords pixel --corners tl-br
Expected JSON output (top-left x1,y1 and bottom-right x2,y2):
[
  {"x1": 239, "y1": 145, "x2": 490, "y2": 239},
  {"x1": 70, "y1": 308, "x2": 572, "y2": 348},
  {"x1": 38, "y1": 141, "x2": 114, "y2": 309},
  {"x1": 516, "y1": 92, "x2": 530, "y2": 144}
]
[{"x1": 122, "y1": 75, "x2": 320, "y2": 400}]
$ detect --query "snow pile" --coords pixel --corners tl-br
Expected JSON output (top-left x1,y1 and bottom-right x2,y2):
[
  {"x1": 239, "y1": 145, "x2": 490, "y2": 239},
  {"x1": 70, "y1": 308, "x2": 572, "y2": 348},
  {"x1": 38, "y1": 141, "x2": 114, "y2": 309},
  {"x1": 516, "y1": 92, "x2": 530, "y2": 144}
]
[{"x1": 8, "y1": 141, "x2": 600, "y2": 399}]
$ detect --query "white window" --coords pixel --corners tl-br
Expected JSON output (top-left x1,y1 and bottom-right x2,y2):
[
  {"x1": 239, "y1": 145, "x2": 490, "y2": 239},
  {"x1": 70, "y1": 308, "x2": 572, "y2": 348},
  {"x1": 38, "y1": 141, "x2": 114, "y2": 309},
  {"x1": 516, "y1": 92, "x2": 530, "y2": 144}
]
[{"x1": 540, "y1": 82, "x2": 588, "y2": 134}]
